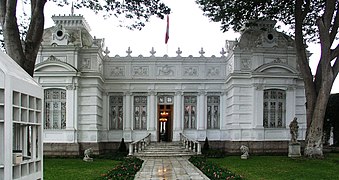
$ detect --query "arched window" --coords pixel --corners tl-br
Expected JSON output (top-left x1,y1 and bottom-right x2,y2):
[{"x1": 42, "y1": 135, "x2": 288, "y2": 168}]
[
  {"x1": 263, "y1": 89, "x2": 286, "y2": 128},
  {"x1": 44, "y1": 89, "x2": 66, "y2": 129}
]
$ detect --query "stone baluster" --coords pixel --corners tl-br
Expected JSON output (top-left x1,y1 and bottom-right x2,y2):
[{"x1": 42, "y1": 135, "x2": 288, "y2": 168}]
[
  {"x1": 197, "y1": 143, "x2": 202, "y2": 155},
  {"x1": 128, "y1": 144, "x2": 133, "y2": 156}
]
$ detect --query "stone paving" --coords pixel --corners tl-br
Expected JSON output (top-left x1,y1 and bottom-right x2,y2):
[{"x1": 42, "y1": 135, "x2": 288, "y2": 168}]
[{"x1": 134, "y1": 157, "x2": 210, "y2": 180}]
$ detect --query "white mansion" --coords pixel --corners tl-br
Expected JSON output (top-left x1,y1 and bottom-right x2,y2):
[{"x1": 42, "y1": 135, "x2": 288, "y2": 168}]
[{"x1": 34, "y1": 14, "x2": 307, "y2": 155}]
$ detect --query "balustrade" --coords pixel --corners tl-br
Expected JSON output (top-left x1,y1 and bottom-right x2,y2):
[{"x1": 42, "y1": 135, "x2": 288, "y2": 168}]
[
  {"x1": 179, "y1": 133, "x2": 201, "y2": 155},
  {"x1": 128, "y1": 133, "x2": 151, "y2": 156}
]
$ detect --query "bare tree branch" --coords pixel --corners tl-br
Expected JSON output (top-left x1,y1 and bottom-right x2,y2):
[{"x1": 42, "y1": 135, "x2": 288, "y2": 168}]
[{"x1": 330, "y1": 2, "x2": 339, "y2": 44}]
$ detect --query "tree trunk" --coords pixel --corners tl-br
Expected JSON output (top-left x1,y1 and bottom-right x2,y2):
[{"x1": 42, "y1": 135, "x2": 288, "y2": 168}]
[
  {"x1": 302, "y1": 0, "x2": 338, "y2": 157},
  {"x1": 0, "y1": 0, "x2": 46, "y2": 76}
]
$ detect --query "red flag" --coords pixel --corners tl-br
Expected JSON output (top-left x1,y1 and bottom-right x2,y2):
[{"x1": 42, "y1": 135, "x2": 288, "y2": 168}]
[{"x1": 165, "y1": 15, "x2": 169, "y2": 44}]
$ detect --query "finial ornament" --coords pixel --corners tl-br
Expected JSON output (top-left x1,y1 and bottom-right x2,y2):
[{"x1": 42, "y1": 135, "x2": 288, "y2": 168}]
[
  {"x1": 176, "y1": 47, "x2": 182, "y2": 57},
  {"x1": 126, "y1": 47, "x2": 132, "y2": 57},
  {"x1": 199, "y1": 47, "x2": 205, "y2": 57},
  {"x1": 104, "y1": 47, "x2": 110, "y2": 56},
  {"x1": 150, "y1": 47, "x2": 156, "y2": 57},
  {"x1": 220, "y1": 48, "x2": 226, "y2": 57}
]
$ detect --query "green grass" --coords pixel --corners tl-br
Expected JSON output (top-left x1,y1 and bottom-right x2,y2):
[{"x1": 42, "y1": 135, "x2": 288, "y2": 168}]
[
  {"x1": 43, "y1": 158, "x2": 120, "y2": 180},
  {"x1": 209, "y1": 153, "x2": 339, "y2": 180}
]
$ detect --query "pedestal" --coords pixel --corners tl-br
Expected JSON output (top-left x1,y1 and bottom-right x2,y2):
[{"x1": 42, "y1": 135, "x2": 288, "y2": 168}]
[
  {"x1": 288, "y1": 143, "x2": 301, "y2": 158},
  {"x1": 241, "y1": 154, "x2": 249, "y2": 159}
]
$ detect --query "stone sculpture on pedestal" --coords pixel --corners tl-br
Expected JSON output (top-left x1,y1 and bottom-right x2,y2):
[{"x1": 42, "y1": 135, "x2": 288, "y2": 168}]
[{"x1": 288, "y1": 117, "x2": 301, "y2": 157}]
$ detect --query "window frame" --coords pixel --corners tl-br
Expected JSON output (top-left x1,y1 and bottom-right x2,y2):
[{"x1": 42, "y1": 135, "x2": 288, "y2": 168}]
[
  {"x1": 44, "y1": 89, "x2": 66, "y2": 129},
  {"x1": 263, "y1": 89, "x2": 286, "y2": 128}
]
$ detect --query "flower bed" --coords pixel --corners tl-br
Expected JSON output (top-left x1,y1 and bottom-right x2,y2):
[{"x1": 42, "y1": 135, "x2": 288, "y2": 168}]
[
  {"x1": 189, "y1": 156, "x2": 243, "y2": 180},
  {"x1": 99, "y1": 157, "x2": 143, "y2": 180}
]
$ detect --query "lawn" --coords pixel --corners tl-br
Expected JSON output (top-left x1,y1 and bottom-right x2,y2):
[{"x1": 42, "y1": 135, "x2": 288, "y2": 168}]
[
  {"x1": 43, "y1": 158, "x2": 120, "y2": 180},
  {"x1": 209, "y1": 153, "x2": 339, "y2": 180}
]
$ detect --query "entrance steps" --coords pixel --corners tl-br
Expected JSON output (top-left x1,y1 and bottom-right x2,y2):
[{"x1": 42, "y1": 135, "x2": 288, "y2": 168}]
[{"x1": 134, "y1": 142, "x2": 196, "y2": 157}]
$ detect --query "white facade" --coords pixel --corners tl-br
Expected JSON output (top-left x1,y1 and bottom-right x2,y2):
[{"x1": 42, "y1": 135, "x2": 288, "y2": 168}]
[
  {"x1": 0, "y1": 51, "x2": 43, "y2": 179},
  {"x1": 35, "y1": 15, "x2": 307, "y2": 154}
]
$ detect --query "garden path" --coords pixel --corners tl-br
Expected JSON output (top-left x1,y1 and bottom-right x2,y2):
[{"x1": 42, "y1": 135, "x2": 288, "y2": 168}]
[{"x1": 134, "y1": 157, "x2": 210, "y2": 180}]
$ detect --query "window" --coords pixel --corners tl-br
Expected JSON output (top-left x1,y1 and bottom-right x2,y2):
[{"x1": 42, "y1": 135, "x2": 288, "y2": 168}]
[
  {"x1": 207, "y1": 96, "x2": 220, "y2": 129},
  {"x1": 134, "y1": 96, "x2": 147, "y2": 130},
  {"x1": 44, "y1": 89, "x2": 66, "y2": 129},
  {"x1": 263, "y1": 89, "x2": 286, "y2": 128},
  {"x1": 184, "y1": 96, "x2": 197, "y2": 129},
  {"x1": 109, "y1": 95, "x2": 123, "y2": 130}
]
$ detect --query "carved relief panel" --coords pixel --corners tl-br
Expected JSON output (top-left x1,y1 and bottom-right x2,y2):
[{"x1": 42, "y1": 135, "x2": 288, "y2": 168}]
[
  {"x1": 183, "y1": 66, "x2": 198, "y2": 77},
  {"x1": 132, "y1": 66, "x2": 149, "y2": 76}
]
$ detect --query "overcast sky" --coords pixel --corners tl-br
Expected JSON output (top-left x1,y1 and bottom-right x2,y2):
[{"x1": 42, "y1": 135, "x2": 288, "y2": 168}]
[{"x1": 40, "y1": 0, "x2": 338, "y2": 93}]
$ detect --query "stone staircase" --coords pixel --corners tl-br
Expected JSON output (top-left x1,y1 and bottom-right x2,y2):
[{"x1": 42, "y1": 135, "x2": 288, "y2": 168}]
[{"x1": 134, "y1": 142, "x2": 196, "y2": 157}]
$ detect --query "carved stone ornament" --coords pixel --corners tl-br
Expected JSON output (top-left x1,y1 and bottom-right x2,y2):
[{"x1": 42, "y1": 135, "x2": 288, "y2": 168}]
[
  {"x1": 184, "y1": 67, "x2": 198, "y2": 76},
  {"x1": 176, "y1": 47, "x2": 182, "y2": 57},
  {"x1": 133, "y1": 66, "x2": 149, "y2": 76},
  {"x1": 46, "y1": 55, "x2": 61, "y2": 62},
  {"x1": 159, "y1": 65, "x2": 174, "y2": 76},
  {"x1": 81, "y1": 58, "x2": 91, "y2": 69},
  {"x1": 110, "y1": 66, "x2": 125, "y2": 76},
  {"x1": 241, "y1": 59, "x2": 251, "y2": 70},
  {"x1": 207, "y1": 67, "x2": 220, "y2": 76},
  {"x1": 254, "y1": 83, "x2": 264, "y2": 90},
  {"x1": 150, "y1": 47, "x2": 156, "y2": 57},
  {"x1": 289, "y1": 117, "x2": 299, "y2": 144},
  {"x1": 240, "y1": 145, "x2": 249, "y2": 159},
  {"x1": 199, "y1": 47, "x2": 205, "y2": 57},
  {"x1": 66, "y1": 84, "x2": 76, "y2": 90}
]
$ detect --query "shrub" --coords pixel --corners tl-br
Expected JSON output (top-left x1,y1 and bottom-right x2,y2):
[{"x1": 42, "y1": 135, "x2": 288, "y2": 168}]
[
  {"x1": 99, "y1": 157, "x2": 143, "y2": 180},
  {"x1": 189, "y1": 156, "x2": 242, "y2": 180},
  {"x1": 118, "y1": 138, "x2": 127, "y2": 153},
  {"x1": 203, "y1": 137, "x2": 210, "y2": 152},
  {"x1": 203, "y1": 149, "x2": 225, "y2": 158}
]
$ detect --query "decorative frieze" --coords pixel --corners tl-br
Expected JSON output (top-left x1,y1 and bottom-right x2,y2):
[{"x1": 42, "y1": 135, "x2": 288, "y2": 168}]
[
  {"x1": 81, "y1": 58, "x2": 91, "y2": 69},
  {"x1": 241, "y1": 59, "x2": 251, "y2": 70},
  {"x1": 110, "y1": 66, "x2": 125, "y2": 76},
  {"x1": 183, "y1": 66, "x2": 198, "y2": 76},
  {"x1": 207, "y1": 67, "x2": 220, "y2": 77},
  {"x1": 133, "y1": 66, "x2": 149, "y2": 76},
  {"x1": 158, "y1": 65, "x2": 174, "y2": 76}
]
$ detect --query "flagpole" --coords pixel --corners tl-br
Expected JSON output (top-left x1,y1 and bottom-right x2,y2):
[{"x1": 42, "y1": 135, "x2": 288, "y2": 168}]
[{"x1": 165, "y1": 15, "x2": 169, "y2": 55}]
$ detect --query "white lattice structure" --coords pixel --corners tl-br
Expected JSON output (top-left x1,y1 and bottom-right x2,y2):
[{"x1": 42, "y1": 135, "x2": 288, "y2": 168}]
[
  {"x1": 35, "y1": 15, "x2": 307, "y2": 155},
  {"x1": 0, "y1": 51, "x2": 43, "y2": 179}
]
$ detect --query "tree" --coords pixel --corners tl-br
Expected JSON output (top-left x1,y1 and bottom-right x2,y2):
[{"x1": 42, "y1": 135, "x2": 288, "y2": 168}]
[
  {"x1": 0, "y1": 0, "x2": 170, "y2": 76},
  {"x1": 196, "y1": 0, "x2": 339, "y2": 157}
]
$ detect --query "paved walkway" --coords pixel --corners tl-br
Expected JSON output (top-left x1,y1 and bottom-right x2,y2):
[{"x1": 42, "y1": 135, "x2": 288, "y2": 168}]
[{"x1": 134, "y1": 157, "x2": 210, "y2": 180}]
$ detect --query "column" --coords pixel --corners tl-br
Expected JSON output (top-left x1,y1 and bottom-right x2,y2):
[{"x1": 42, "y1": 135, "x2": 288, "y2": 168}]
[
  {"x1": 173, "y1": 91, "x2": 182, "y2": 141},
  {"x1": 148, "y1": 91, "x2": 156, "y2": 131},
  {"x1": 173, "y1": 91, "x2": 182, "y2": 130},
  {"x1": 124, "y1": 91, "x2": 132, "y2": 130},
  {"x1": 198, "y1": 91, "x2": 206, "y2": 130},
  {"x1": 66, "y1": 84, "x2": 76, "y2": 130},
  {"x1": 220, "y1": 92, "x2": 227, "y2": 130},
  {"x1": 124, "y1": 91, "x2": 132, "y2": 141}
]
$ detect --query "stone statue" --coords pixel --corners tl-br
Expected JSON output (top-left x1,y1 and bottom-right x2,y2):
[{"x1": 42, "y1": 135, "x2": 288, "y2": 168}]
[
  {"x1": 83, "y1": 148, "x2": 93, "y2": 162},
  {"x1": 240, "y1": 145, "x2": 249, "y2": 159},
  {"x1": 289, "y1": 117, "x2": 299, "y2": 144}
]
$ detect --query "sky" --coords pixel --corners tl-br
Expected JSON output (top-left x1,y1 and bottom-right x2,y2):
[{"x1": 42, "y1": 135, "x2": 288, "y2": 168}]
[{"x1": 40, "y1": 0, "x2": 338, "y2": 93}]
